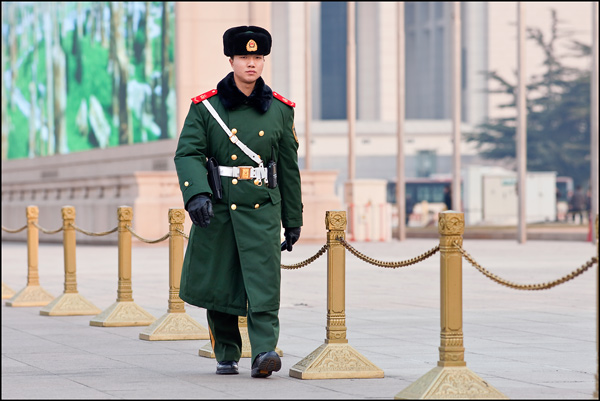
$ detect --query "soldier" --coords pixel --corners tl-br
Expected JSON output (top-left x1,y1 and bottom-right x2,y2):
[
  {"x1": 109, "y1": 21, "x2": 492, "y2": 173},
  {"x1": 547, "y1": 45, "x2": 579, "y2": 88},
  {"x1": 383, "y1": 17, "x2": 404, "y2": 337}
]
[{"x1": 174, "y1": 25, "x2": 303, "y2": 378}]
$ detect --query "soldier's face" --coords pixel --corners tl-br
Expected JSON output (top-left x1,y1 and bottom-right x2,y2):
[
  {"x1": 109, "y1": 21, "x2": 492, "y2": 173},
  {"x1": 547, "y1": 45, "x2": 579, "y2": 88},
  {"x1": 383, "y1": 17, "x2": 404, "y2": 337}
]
[{"x1": 230, "y1": 55, "x2": 265, "y2": 85}]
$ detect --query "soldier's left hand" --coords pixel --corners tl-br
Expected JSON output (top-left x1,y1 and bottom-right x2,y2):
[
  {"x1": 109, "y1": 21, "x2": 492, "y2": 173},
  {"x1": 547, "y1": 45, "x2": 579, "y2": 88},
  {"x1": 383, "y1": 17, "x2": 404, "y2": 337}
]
[{"x1": 281, "y1": 227, "x2": 301, "y2": 252}]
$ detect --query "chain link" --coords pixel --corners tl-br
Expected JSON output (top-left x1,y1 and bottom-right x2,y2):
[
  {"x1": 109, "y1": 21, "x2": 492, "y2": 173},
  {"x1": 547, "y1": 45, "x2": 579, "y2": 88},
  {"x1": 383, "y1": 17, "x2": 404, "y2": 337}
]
[
  {"x1": 1, "y1": 224, "x2": 28, "y2": 234},
  {"x1": 70, "y1": 223, "x2": 118, "y2": 237},
  {"x1": 125, "y1": 225, "x2": 170, "y2": 244},
  {"x1": 336, "y1": 237, "x2": 440, "y2": 268},
  {"x1": 454, "y1": 240, "x2": 598, "y2": 290},
  {"x1": 281, "y1": 244, "x2": 329, "y2": 270},
  {"x1": 32, "y1": 221, "x2": 64, "y2": 235},
  {"x1": 176, "y1": 228, "x2": 189, "y2": 239}
]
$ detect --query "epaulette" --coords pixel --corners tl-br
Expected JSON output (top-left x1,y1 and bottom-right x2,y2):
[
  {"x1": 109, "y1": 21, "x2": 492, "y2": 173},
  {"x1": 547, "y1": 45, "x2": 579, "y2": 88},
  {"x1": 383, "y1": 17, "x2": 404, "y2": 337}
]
[
  {"x1": 192, "y1": 89, "x2": 218, "y2": 104},
  {"x1": 273, "y1": 91, "x2": 295, "y2": 108}
]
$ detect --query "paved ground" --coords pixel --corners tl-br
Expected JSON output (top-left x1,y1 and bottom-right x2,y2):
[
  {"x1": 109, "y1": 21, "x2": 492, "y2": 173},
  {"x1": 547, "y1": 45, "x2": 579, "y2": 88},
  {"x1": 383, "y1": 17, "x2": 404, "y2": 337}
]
[{"x1": 1, "y1": 233, "x2": 598, "y2": 399}]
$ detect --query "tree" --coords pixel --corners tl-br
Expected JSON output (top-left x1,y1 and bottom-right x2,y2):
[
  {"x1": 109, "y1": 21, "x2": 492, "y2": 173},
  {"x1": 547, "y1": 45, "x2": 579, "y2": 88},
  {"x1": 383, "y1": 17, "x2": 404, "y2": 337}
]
[{"x1": 465, "y1": 10, "x2": 591, "y2": 188}]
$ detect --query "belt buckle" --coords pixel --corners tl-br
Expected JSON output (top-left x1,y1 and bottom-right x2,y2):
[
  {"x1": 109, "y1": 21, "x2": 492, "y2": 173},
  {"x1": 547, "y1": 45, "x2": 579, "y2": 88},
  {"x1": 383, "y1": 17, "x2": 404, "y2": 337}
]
[{"x1": 238, "y1": 167, "x2": 252, "y2": 180}]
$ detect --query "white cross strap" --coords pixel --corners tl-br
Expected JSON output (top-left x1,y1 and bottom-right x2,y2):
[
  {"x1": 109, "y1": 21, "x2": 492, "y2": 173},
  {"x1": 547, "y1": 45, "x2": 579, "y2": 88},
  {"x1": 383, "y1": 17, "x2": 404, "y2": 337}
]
[{"x1": 202, "y1": 99, "x2": 264, "y2": 167}]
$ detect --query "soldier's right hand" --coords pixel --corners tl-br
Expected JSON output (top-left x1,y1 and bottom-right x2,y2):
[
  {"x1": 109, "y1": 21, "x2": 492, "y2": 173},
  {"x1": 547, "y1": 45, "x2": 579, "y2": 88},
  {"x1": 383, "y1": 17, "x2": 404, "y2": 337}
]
[{"x1": 186, "y1": 193, "x2": 213, "y2": 228}]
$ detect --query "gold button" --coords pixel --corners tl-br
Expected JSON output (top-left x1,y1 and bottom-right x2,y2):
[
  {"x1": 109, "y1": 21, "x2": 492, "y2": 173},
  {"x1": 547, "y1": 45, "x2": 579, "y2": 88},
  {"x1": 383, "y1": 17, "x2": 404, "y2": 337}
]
[
  {"x1": 184, "y1": 181, "x2": 189, "y2": 187},
  {"x1": 254, "y1": 204, "x2": 260, "y2": 209},
  {"x1": 232, "y1": 179, "x2": 238, "y2": 185},
  {"x1": 231, "y1": 204, "x2": 237, "y2": 210},
  {"x1": 259, "y1": 130, "x2": 264, "y2": 136},
  {"x1": 231, "y1": 154, "x2": 237, "y2": 160},
  {"x1": 231, "y1": 128, "x2": 237, "y2": 135}
]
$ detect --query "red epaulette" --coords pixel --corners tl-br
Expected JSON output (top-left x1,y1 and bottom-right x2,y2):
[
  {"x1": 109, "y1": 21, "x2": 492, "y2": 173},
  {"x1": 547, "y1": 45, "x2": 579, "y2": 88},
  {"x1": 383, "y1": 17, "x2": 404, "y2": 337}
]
[
  {"x1": 273, "y1": 91, "x2": 295, "y2": 107},
  {"x1": 191, "y1": 89, "x2": 218, "y2": 104}
]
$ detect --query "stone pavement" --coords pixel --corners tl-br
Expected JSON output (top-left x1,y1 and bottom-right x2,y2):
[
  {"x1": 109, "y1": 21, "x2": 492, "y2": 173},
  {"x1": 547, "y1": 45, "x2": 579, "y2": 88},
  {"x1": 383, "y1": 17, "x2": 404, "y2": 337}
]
[{"x1": 1, "y1": 236, "x2": 598, "y2": 399}]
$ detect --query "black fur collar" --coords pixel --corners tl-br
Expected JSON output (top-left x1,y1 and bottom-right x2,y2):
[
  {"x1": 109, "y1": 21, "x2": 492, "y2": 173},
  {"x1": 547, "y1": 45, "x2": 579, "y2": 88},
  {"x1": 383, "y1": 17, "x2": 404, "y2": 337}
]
[{"x1": 217, "y1": 72, "x2": 273, "y2": 114}]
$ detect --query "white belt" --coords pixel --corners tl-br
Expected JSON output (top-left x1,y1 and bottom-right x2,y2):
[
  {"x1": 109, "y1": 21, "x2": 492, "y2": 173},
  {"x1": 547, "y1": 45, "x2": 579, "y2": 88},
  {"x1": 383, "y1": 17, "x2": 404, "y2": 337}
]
[{"x1": 219, "y1": 166, "x2": 268, "y2": 181}]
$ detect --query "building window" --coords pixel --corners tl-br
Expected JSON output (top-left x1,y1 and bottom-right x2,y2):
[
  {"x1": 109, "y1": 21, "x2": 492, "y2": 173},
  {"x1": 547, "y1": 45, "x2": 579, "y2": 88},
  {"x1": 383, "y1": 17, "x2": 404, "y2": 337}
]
[
  {"x1": 417, "y1": 150, "x2": 437, "y2": 177},
  {"x1": 320, "y1": 2, "x2": 347, "y2": 119}
]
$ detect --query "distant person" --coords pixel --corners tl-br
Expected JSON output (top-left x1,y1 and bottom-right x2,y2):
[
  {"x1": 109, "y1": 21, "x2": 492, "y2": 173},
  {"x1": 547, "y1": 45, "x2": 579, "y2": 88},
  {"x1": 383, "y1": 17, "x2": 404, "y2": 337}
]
[
  {"x1": 443, "y1": 185, "x2": 452, "y2": 211},
  {"x1": 569, "y1": 185, "x2": 585, "y2": 224},
  {"x1": 405, "y1": 193, "x2": 415, "y2": 225},
  {"x1": 555, "y1": 187, "x2": 561, "y2": 222}
]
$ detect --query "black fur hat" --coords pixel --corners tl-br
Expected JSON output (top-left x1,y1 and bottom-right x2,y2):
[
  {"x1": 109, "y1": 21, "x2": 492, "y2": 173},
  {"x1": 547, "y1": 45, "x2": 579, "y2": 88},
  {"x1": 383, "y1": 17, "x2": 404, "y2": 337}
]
[{"x1": 223, "y1": 26, "x2": 272, "y2": 57}]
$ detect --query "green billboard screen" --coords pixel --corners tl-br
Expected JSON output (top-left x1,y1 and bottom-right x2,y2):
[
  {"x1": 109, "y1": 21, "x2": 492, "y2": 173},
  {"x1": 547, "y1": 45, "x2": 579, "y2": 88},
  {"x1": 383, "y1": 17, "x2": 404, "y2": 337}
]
[{"x1": 1, "y1": 2, "x2": 176, "y2": 160}]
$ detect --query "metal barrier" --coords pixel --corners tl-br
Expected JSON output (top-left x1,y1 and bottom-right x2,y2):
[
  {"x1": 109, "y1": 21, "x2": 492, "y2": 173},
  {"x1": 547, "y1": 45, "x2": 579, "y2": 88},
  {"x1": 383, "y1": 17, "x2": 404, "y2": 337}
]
[
  {"x1": 4, "y1": 206, "x2": 54, "y2": 306},
  {"x1": 38, "y1": 206, "x2": 102, "y2": 316},
  {"x1": 89, "y1": 206, "x2": 156, "y2": 327},
  {"x1": 289, "y1": 210, "x2": 384, "y2": 379},
  {"x1": 2, "y1": 207, "x2": 597, "y2": 397},
  {"x1": 139, "y1": 208, "x2": 209, "y2": 341}
]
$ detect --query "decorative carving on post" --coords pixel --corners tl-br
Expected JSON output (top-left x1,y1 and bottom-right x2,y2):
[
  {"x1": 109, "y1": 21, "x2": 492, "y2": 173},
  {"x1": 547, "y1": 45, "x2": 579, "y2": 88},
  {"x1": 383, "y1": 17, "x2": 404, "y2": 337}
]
[
  {"x1": 5, "y1": 205, "x2": 54, "y2": 306},
  {"x1": 141, "y1": 208, "x2": 210, "y2": 340},
  {"x1": 91, "y1": 206, "x2": 155, "y2": 327},
  {"x1": 395, "y1": 211, "x2": 507, "y2": 399},
  {"x1": 40, "y1": 206, "x2": 102, "y2": 316},
  {"x1": 289, "y1": 210, "x2": 383, "y2": 379}
]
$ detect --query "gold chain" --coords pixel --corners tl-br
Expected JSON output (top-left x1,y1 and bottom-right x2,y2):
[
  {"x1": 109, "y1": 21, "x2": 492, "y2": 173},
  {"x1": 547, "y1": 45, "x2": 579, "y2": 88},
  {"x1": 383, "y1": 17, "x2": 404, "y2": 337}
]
[
  {"x1": 32, "y1": 221, "x2": 64, "y2": 235},
  {"x1": 454, "y1": 240, "x2": 598, "y2": 290},
  {"x1": 1, "y1": 224, "x2": 28, "y2": 233},
  {"x1": 336, "y1": 237, "x2": 440, "y2": 268},
  {"x1": 125, "y1": 225, "x2": 170, "y2": 244},
  {"x1": 70, "y1": 223, "x2": 118, "y2": 237},
  {"x1": 281, "y1": 244, "x2": 329, "y2": 270},
  {"x1": 176, "y1": 228, "x2": 189, "y2": 239}
]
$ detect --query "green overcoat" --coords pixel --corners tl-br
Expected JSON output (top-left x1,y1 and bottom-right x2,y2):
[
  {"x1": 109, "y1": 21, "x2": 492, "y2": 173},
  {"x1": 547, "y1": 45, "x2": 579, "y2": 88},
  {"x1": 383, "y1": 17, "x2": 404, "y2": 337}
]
[{"x1": 174, "y1": 80, "x2": 303, "y2": 316}]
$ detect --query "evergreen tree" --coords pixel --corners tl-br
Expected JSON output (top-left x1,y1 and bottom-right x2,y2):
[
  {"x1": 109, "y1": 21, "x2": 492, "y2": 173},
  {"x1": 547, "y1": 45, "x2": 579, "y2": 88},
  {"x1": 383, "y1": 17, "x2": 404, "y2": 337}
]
[{"x1": 466, "y1": 10, "x2": 591, "y2": 188}]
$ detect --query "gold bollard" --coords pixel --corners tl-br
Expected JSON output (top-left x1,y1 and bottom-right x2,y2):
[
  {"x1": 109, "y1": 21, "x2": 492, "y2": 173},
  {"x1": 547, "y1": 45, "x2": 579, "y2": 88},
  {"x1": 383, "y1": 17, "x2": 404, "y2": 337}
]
[
  {"x1": 395, "y1": 211, "x2": 507, "y2": 399},
  {"x1": 289, "y1": 210, "x2": 384, "y2": 379},
  {"x1": 40, "y1": 206, "x2": 101, "y2": 316},
  {"x1": 6, "y1": 206, "x2": 54, "y2": 306},
  {"x1": 2, "y1": 282, "x2": 16, "y2": 299},
  {"x1": 91, "y1": 206, "x2": 156, "y2": 326},
  {"x1": 140, "y1": 208, "x2": 209, "y2": 340},
  {"x1": 199, "y1": 313, "x2": 283, "y2": 358}
]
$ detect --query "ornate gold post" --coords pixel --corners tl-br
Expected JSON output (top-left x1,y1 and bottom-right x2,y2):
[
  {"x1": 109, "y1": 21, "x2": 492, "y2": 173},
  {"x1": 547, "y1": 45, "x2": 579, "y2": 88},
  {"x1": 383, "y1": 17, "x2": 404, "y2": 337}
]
[
  {"x1": 91, "y1": 206, "x2": 155, "y2": 326},
  {"x1": 2, "y1": 282, "x2": 16, "y2": 299},
  {"x1": 289, "y1": 210, "x2": 383, "y2": 379},
  {"x1": 395, "y1": 211, "x2": 507, "y2": 399},
  {"x1": 6, "y1": 206, "x2": 54, "y2": 306},
  {"x1": 140, "y1": 208, "x2": 209, "y2": 340},
  {"x1": 199, "y1": 314, "x2": 283, "y2": 357},
  {"x1": 40, "y1": 206, "x2": 101, "y2": 316}
]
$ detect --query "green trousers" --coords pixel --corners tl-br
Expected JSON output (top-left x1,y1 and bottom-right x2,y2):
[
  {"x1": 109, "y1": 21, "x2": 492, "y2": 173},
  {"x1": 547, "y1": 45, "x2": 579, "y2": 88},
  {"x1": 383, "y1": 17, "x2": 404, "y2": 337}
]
[{"x1": 207, "y1": 308, "x2": 280, "y2": 363}]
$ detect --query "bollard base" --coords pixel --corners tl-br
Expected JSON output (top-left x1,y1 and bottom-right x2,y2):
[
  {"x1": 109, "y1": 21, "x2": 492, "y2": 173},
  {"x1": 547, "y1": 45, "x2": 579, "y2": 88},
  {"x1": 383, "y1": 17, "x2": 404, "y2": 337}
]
[
  {"x1": 139, "y1": 312, "x2": 209, "y2": 340},
  {"x1": 394, "y1": 365, "x2": 508, "y2": 399},
  {"x1": 89, "y1": 301, "x2": 156, "y2": 327},
  {"x1": 39, "y1": 292, "x2": 101, "y2": 316},
  {"x1": 198, "y1": 324, "x2": 283, "y2": 358},
  {"x1": 2, "y1": 282, "x2": 16, "y2": 299},
  {"x1": 289, "y1": 342, "x2": 384, "y2": 380},
  {"x1": 5, "y1": 285, "x2": 54, "y2": 307}
]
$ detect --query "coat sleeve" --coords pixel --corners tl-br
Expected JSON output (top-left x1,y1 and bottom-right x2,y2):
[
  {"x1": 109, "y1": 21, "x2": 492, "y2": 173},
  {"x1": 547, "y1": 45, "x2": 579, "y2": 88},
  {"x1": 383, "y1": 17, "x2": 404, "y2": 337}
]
[
  {"x1": 174, "y1": 102, "x2": 214, "y2": 208},
  {"x1": 277, "y1": 107, "x2": 303, "y2": 228}
]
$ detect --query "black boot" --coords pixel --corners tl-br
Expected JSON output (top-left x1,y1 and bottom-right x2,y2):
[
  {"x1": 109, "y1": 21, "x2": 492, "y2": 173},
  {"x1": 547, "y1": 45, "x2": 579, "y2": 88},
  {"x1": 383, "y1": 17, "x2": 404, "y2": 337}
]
[
  {"x1": 251, "y1": 351, "x2": 281, "y2": 378},
  {"x1": 216, "y1": 360, "x2": 239, "y2": 375}
]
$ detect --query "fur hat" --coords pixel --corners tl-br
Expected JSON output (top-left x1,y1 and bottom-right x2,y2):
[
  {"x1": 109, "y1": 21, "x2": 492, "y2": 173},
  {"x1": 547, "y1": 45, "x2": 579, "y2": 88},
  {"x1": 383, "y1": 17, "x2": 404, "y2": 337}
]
[{"x1": 223, "y1": 26, "x2": 272, "y2": 57}]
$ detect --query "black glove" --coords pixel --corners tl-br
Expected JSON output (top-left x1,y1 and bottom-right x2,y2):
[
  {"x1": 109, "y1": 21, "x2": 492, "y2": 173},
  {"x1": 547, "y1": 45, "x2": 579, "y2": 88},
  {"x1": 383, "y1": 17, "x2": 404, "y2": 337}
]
[
  {"x1": 186, "y1": 193, "x2": 213, "y2": 228},
  {"x1": 281, "y1": 227, "x2": 301, "y2": 252}
]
